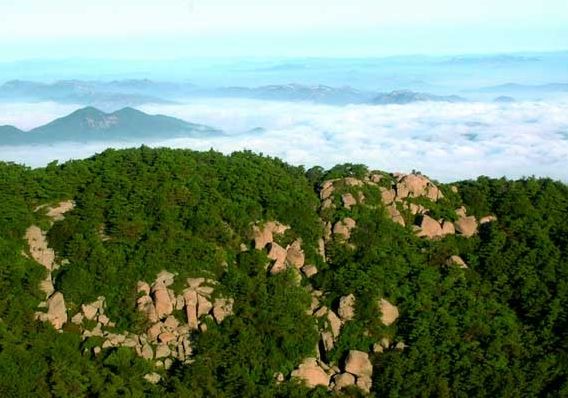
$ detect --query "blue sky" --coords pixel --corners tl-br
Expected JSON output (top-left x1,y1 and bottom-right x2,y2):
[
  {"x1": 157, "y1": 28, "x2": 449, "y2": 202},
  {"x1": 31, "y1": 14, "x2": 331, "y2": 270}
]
[{"x1": 0, "y1": 0, "x2": 567, "y2": 59}]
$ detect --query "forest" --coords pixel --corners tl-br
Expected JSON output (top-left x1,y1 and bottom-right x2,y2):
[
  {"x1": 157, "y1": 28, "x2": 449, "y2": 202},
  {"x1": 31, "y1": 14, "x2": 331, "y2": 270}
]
[{"x1": 0, "y1": 147, "x2": 567, "y2": 397}]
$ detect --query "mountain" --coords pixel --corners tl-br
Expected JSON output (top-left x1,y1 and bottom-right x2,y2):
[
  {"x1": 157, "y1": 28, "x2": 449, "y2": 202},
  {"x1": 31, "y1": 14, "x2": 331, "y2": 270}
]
[
  {"x1": 0, "y1": 107, "x2": 222, "y2": 145},
  {"x1": 1, "y1": 147, "x2": 567, "y2": 396},
  {"x1": 477, "y1": 83, "x2": 568, "y2": 94},
  {"x1": 216, "y1": 84, "x2": 374, "y2": 104},
  {"x1": 372, "y1": 90, "x2": 466, "y2": 105}
]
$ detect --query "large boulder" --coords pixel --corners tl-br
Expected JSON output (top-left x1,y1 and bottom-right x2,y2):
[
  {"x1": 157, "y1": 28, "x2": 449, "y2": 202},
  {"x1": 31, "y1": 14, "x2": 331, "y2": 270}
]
[
  {"x1": 447, "y1": 255, "x2": 468, "y2": 269},
  {"x1": 380, "y1": 188, "x2": 396, "y2": 205},
  {"x1": 286, "y1": 240, "x2": 305, "y2": 269},
  {"x1": 379, "y1": 298, "x2": 399, "y2": 326},
  {"x1": 333, "y1": 218, "x2": 356, "y2": 240},
  {"x1": 454, "y1": 216, "x2": 478, "y2": 237},
  {"x1": 268, "y1": 243, "x2": 288, "y2": 274},
  {"x1": 291, "y1": 358, "x2": 330, "y2": 388},
  {"x1": 183, "y1": 289, "x2": 198, "y2": 329},
  {"x1": 212, "y1": 297, "x2": 234, "y2": 323},
  {"x1": 46, "y1": 292, "x2": 67, "y2": 330},
  {"x1": 387, "y1": 205, "x2": 405, "y2": 226},
  {"x1": 253, "y1": 225, "x2": 273, "y2": 250},
  {"x1": 338, "y1": 294, "x2": 356, "y2": 322},
  {"x1": 344, "y1": 350, "x2": 373, "y2": 378},
  {"x1": 416, "y1": 215, "x2": 443, "y2": 239},
  {"x1": 342, "y1": 193, "x2": 357, "y2": 209},
  {"x1": 152, "y1": 283, "x2": 173, "y2": 319},
  {"x1": 333, "y1": 373, "x2": 356, "y2": 391}
]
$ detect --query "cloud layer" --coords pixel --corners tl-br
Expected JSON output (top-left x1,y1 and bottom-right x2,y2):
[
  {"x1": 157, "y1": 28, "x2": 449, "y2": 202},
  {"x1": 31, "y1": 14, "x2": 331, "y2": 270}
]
[{"x1": 1, "y1": 98, "x2": 567, "y2": 182}]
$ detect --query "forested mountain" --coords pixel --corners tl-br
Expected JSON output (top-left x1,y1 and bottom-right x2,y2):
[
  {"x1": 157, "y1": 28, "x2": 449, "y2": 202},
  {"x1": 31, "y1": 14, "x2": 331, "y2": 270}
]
[{"x1": 0, "y1": 147, "x2": 567, "y2": 397}]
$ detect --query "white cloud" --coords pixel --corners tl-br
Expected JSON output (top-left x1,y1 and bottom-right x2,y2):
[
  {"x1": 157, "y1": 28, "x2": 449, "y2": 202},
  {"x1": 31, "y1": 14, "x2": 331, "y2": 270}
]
[{"x1": 1, "y1": 99, "x2": 568, "y2": 182}]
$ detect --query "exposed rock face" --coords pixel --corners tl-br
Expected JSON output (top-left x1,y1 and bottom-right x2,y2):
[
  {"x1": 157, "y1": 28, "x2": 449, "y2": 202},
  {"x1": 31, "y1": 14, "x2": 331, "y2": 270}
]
[
  {"x1": 454, "y1": 216, "x2": 478, "y2": 237},
  {"x1": 379, "y1": 298, "x2": 399, "y2": 326},
  {"x1": 345, "y1": 350, "x2": 373, "y2": 378},
  {"x1": 333, "y1": 218, "x2": 356, "y2": 240},
  {"x1": 416, "y1": 215, "x2": 443, "y2": 239},
  {"x1": 25, "y1": 226, "x2": 55, "y2": 271},
  {"x1": 291, "y1": 358, "x2": 330, "y2": 388},
  {"x1": 447, "y1": 255, "x2": 468, "y2": 269},
  {"x1": 338, "y1": 294, "x2": 356, "y2": 322},
  {"x1": 45, "y1": 200, "x2": 75, "y2": 222}
]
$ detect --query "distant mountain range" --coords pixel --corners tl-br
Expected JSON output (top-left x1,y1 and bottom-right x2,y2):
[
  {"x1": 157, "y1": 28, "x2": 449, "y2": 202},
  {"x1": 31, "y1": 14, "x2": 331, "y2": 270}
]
[
  {"x1": 0, "y1": 107, "x2": 221, "y2": 145},
  {"x1": 476, "y1": 83, "x2": 568, "y2": 94},
  {"x1": 371, "y1": 90, "x2": 466, "y2": 105},
  {"x1": 0, "y1": 80, "x2": 471, "y2": 106},
  {"x1": 5, "y1": 79, "x2": 564, "y2": 107}
]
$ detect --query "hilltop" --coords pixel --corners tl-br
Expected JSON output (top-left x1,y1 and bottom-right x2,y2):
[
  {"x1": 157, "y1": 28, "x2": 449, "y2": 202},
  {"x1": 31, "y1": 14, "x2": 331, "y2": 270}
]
[{"x1": 0, "y1": 148, "x2": 567, "y2": 397}]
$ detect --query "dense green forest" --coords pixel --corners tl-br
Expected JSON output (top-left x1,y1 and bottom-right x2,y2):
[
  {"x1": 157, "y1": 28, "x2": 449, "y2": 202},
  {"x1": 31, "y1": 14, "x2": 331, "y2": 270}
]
[{"x1": 0, "y1": 147, "x2": 567, "y2": 397}]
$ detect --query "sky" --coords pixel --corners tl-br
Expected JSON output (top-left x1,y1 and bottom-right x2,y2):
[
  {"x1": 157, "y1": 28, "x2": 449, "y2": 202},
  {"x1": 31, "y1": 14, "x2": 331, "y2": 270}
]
[{"x1": 0, "y1": 0, "x2": 567, "y2": 59}]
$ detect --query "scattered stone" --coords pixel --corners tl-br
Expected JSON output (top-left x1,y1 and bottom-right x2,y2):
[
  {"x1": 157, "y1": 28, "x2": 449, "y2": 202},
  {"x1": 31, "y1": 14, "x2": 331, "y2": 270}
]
[
  {"x1": 144, "y1": 372, "x2": 161, "y2": 384},
  {"x1": 447, "y1": 255, "x2": 468, "y2": 269},
  {"x1": 480, "y1": 215, "x2": 497, "y2": 224}
]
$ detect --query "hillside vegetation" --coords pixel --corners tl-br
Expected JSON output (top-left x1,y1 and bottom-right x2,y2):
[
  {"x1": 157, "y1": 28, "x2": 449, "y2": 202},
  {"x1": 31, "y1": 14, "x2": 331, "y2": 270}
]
[{"x1": 0, "y1": 147, "x2": 567, "y2": 397}]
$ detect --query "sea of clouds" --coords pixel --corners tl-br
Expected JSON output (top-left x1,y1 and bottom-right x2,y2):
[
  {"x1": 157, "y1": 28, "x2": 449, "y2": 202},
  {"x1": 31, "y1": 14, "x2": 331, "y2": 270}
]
[{"x1": 1, "y1": 98, "x2": 567, "y2": 182}]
